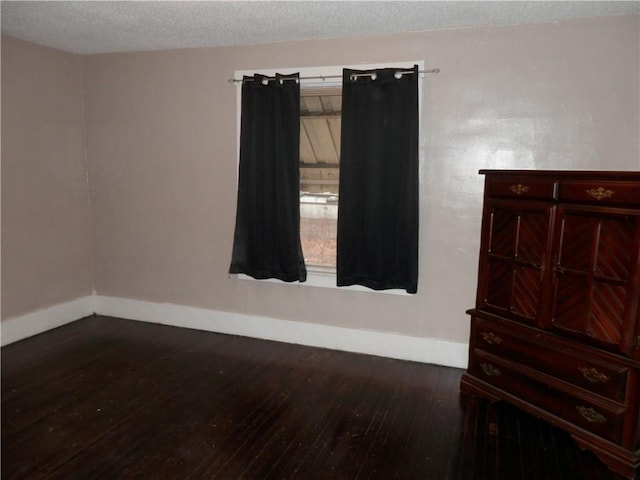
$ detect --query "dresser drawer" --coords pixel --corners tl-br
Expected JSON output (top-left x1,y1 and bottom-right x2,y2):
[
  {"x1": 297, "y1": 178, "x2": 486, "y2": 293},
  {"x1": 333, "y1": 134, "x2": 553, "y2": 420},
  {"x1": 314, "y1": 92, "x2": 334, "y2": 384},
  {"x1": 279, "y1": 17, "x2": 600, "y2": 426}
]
[
  {"x1": 472, "y1": 317, "x2": 629, "y2": 402},
  {"x1": 470, "y1": 349, "x2": 626, "y2": 443},
  {"x1": 558, "y1": 180, "x2": 640, "y2": 206},
  {"x1": 487, "y1": 176, "x2": 557, "y2": 200}
]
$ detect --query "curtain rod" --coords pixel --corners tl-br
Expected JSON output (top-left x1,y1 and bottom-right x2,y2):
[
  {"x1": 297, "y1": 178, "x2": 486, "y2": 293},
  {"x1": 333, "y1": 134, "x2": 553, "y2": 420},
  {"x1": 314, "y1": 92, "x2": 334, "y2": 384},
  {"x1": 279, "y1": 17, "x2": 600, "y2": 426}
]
[{"x1": 228, "y1": 68, "x2": 440, "y2": 84}]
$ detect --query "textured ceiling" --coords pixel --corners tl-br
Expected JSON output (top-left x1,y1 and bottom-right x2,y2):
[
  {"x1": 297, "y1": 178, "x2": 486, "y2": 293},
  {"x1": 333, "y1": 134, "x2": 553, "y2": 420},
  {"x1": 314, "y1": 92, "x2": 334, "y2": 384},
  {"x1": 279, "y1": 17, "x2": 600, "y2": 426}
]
[{"x1": 1, "y1": 1, "x2": 639, "y2": 55}]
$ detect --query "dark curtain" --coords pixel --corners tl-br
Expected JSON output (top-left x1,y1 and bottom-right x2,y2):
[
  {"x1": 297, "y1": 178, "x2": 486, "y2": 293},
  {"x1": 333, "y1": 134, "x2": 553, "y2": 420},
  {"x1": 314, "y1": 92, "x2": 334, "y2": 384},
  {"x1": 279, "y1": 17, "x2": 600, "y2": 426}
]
[
  {"x1": 337, "y1": 66, "x2": 419, "y2": 293},
  {"x1": 229, "y1": 73, "x2": 307, "y2": 282}
]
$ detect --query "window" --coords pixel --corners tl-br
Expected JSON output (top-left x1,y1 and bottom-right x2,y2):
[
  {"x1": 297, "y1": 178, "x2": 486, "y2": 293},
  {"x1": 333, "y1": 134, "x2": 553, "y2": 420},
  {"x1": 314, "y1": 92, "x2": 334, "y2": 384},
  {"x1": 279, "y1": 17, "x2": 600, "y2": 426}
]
[
  {"x1": 233, "y1": 61, "x2": 423, "y2": 294},
  {"x1": 299, "y1": 88, "x2": 341, "y2": 272}
]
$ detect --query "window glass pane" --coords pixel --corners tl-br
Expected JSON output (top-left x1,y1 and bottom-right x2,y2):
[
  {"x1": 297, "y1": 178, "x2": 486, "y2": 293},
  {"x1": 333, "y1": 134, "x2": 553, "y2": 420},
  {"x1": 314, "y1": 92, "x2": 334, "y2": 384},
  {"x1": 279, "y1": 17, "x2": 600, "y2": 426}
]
[{"x1": 300, "y1": 89, "x2": 341, "y2": 269}]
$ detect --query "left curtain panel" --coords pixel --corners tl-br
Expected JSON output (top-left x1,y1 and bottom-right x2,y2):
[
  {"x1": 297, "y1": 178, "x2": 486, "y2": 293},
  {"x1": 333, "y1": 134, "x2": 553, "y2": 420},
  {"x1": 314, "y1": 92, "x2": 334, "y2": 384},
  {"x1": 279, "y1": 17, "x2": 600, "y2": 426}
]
[{"x1": 229, "y1": 73, "x2": 307, "y2": 282}]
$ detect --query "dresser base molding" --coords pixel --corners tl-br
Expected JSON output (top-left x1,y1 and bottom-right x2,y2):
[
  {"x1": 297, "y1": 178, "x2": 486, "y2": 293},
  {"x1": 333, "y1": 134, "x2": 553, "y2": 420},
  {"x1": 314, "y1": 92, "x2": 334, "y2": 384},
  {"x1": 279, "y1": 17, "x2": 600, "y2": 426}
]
[{"x1": 460, "y1": 373, "x2": 640, "y2": 479}]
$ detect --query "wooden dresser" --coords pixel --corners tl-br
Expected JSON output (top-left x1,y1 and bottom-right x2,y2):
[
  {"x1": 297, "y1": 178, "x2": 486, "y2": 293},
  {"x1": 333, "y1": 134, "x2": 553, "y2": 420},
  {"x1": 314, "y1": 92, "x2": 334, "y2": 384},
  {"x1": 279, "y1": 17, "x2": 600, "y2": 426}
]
[{"x1": 460, "y1": 170, "x2": 640, "y2": 479}]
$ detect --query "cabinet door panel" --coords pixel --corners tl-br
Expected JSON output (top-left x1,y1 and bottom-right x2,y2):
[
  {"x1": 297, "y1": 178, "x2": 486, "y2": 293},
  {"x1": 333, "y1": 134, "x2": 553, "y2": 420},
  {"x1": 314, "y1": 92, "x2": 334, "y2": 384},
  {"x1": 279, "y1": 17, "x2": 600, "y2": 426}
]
[
  {"x1": 489, "y1": 208, "x2": 516, "y2": 256},
  {"x1": 596, "y1": 218, "x2": 635, "y2": 280},
  {"x1": 556, "y1": 215, "x2": 597, "y2": 271},
  {"x1": 486, "y1": 260, "x2": 512, "y2": 309},
  {"x1": 554, "y1": 274, "x2": 590, "y2": 331},
  {"x1": 513, "y1": 265, "x2": 542, "y2": 319},
  {"x1": 592, "y1": 282, "x2": 626, "y2": 341},
  {"x1": 554, "y1": 275, "x2": 625, "y2": 345},
  {"x1": 480, "y1": 201, "x2": 553, "y2": 325},
  {"x1": 517, "y1": 210, "x2": 548, "y2": 263},
  {"x1": 551, "y1": 208, "x2": 640, "y2": 355}
]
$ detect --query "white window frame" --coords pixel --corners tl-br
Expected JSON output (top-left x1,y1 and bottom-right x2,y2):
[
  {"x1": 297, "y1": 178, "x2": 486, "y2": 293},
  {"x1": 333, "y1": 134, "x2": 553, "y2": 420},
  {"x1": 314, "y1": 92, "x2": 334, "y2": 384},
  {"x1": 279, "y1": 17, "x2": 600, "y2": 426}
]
[{"x1": 233, "y1": 61, "x2": 424, "y2": 295}]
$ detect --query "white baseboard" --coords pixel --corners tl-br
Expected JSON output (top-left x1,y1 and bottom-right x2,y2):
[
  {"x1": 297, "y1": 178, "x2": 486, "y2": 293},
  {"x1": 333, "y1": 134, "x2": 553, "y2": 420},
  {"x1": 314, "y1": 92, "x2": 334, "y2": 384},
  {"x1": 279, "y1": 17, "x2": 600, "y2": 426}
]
[
  {"x1": 1, "y1": 296, "x2": 96, "y2": 346},
  {"x1": 95, "y1": 295, "x2": 468, "y2": 368},
  {"x1": 1, "y1": 294, "x2": 468, "y2": 368}
]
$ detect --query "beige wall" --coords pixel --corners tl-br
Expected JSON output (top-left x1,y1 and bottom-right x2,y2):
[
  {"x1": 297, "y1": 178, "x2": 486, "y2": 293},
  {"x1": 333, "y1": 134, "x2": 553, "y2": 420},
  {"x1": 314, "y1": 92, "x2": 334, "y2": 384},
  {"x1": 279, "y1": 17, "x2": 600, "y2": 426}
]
[
  {"x1": 1, "y1": 36, "x2": 93, "y2": 320},
  {"x1": 2, "y1": 15, "x2": 638, "y2": 346},
  {"x1": 81, "y1": 15, "x2": 639, "y2": 344}
]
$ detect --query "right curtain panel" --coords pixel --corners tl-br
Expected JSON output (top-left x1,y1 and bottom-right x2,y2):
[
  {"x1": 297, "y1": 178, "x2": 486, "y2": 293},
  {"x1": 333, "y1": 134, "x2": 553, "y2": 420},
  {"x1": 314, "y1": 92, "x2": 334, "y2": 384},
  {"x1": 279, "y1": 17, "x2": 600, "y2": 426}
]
[{"x1": 337, "y1": 66, "x2": 419, "y2": 294}]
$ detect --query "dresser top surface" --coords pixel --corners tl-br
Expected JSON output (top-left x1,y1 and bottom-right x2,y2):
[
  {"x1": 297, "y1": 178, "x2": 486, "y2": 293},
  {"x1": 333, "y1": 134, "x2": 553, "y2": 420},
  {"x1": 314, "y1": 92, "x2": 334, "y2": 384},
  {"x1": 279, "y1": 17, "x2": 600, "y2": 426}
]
[{"x1": 479, "y1": 169, "x2": 640, "y2": 180}]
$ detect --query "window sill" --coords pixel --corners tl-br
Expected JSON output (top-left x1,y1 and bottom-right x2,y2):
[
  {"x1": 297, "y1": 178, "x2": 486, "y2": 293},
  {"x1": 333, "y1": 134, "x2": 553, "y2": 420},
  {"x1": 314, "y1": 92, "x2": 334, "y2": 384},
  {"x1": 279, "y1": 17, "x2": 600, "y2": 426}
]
[{"x1": 236, "y1": 271, "x2": 411, "y2": 296}]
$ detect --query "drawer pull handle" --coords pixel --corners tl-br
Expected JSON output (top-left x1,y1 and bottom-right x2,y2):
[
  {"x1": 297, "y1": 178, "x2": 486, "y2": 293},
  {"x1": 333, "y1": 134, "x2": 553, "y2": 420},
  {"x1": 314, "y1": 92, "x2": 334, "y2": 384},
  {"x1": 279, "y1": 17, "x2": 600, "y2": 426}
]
[
  {"x1": 576, "y1": 405, "x2": 607, "y2": 424},
  {"x1": 509, "y1": 184, "x2": 529, "y2": 195},
  {"x1": 586, "y1": 186, "x2": 614, "y2": 201},
  {"x1": 578, "y1": 367, "x2": 609, "y2": 384},
  {"x1": 481, "y1": 332, "x2": 502, "y2": 345},
  {"x1": 480, "y1": 363, "x2": 501, "y2": 377}
]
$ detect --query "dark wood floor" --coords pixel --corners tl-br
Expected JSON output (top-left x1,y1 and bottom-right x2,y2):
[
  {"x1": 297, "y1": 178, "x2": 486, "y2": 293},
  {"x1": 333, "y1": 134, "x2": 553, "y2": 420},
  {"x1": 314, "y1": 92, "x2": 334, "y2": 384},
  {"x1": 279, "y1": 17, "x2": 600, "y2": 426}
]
[{"x1": 2, "y1": 315, "x2": 627, "y2": 479}]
